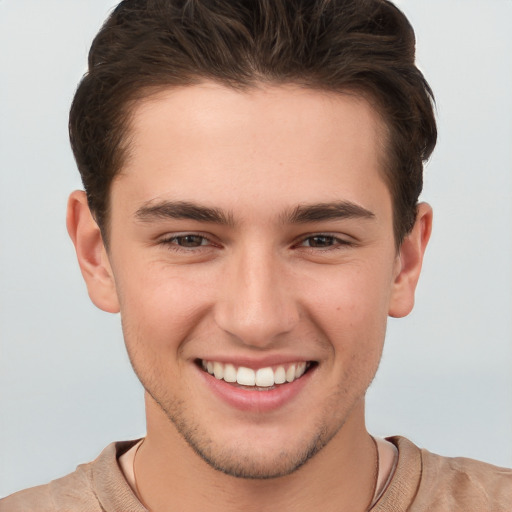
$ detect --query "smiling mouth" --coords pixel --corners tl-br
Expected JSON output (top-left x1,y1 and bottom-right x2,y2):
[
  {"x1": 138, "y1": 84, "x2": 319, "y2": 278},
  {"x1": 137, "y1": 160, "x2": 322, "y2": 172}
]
[{"x1": 198, "y1": 359, "x2": 315, "y2": 390}]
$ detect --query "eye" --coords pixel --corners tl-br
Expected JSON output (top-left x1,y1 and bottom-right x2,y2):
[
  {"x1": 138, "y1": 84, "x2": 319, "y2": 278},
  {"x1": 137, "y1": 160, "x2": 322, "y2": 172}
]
[
  {"x1": 300, "y1": 235, "x2": 349, "y2": 248},
  {"x1": 159, "y1": 234, "x2": 212, "y2": 250},
  {"x1": 172, "y1": 235, "x2": 209, "y2": 247}
]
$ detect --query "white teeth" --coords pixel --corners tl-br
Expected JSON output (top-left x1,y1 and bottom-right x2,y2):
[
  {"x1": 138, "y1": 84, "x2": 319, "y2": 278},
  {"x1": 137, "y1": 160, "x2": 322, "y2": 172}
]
[
  {"x1": 255, "y1": 367, "x2": 274, "y2": 387},
  {"x1": 237, "y1": 366, "x2": 256, "y2": 386},
  {"x1": 223, "y1": 363, "x2": 237, "y2": 383},
  {"x1": 274, "y1": 366, "x2": 286, "y2": 384},
  {"x1": 286, "y1": 364, "x2": 296, "y2": 383},
  {"x1": 202, "y1": 360, "x2": 310, "y2": 388},
  {"x1": 295, "y1": 362, "x2": 306, "y2": 379},
  {"x1": 213, "y1": 361, "x2": 224, "y2": 380}
]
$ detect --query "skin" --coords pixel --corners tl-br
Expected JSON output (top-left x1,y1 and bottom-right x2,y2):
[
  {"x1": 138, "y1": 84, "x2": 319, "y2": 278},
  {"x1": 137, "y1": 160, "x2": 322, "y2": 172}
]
[{"x1": 67, "y1": 83, "x2": 432, "y2": 511}]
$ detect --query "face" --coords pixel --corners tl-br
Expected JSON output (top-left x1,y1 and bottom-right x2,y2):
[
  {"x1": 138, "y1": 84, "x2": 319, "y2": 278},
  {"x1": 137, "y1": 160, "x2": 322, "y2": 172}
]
[{"x1": 74, "y1": 83, "x2": 426, "y2": 479}]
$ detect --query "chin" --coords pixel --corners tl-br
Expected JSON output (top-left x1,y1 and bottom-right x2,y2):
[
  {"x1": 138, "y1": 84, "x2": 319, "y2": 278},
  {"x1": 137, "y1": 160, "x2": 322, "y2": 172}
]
[
  {"x1": 183, "y1": 431, "x2": 329, "y2": 480},
  {"x1": 157, "y1": 399, "x2": 338, "y2": 480}
]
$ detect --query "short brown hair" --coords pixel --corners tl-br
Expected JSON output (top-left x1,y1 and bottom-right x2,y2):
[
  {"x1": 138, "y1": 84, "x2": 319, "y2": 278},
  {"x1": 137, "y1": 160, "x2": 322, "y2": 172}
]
[{"x1": 69, "y1": 0, "x2": 436, "y2": 244}]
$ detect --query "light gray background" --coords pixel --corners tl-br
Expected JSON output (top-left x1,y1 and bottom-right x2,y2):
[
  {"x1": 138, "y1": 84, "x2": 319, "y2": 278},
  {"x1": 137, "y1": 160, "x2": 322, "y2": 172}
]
[{"x1": 1, "y1": 0, "x2": 511, "y2": 498}]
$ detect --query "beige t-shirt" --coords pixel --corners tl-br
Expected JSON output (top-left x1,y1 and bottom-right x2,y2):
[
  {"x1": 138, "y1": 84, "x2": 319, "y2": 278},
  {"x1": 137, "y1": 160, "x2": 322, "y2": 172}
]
[{"x1": 1, "y1": 437, "x2": 511, "y2": 511}]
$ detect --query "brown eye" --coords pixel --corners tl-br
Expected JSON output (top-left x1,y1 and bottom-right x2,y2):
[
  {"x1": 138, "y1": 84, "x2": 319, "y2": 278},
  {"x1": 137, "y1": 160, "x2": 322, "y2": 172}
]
[
  {"x1": 305, "y1": 235, "x2": 337, "y2": 248},
  {"x1": 174, "y1": 235, "x2": 207, "y2": 247}
]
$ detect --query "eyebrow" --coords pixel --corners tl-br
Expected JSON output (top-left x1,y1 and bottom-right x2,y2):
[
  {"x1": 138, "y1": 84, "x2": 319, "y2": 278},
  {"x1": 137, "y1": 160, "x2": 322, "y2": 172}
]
[
  {"x1": 284, "y1": 201, "x2": 375, "y2": 224},
  {"x1": 135, "y1": 200, "x2": 234, "y2": 226},
  {"x1": 134, "y1": 199, "x2": 375, "y2": 226}
]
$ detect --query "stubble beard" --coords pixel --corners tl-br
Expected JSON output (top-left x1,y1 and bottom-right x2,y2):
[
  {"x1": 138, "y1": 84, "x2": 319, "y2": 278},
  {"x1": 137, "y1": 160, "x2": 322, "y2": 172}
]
[
  {"x1": 147, "y1": 388, "x2": 336, "y2": 479},
  {"x1": 132, "y1": 362, "x2": 363, "y2": 480},
  {"x1": 123, "y1": 324, "x2": 381, "y2": 480}
]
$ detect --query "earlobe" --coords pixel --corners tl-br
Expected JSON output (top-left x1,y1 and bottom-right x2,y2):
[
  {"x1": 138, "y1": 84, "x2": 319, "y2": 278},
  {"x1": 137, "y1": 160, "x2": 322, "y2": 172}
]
[
  {"x1": 388, "y1": 202, "x2": 433, "y2": 318},
  {"x1": 66, "y1": 190, "x2": 120, "y2": 313}
]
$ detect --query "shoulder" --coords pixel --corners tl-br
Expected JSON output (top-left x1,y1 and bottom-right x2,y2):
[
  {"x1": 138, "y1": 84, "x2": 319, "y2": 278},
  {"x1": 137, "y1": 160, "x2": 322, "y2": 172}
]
[
  {"x1": 418, "y1": 444, "x2": 512, "y2": 511},
  {"x1": 0, "y1": 461, "x2": 96, "y2": 512},
  {"x1": 0, "y1": 440, "x2": 143, "y2": 512},
  {"x1": 386, "y1": 436, "x2": 512, "y2": 512}
]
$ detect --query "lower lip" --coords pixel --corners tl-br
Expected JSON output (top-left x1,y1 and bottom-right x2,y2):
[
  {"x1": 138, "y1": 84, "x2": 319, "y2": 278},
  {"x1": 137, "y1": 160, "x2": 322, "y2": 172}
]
[{"x1": 197, "y1": 365, "x2": 315, "y2": 413}]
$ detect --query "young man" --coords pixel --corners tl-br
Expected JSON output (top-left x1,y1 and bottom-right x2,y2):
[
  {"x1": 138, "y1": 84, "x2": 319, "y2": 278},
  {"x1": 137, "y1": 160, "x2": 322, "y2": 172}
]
[{"x1": 2, "y1": 0, "x2": 511, "y2": 510}]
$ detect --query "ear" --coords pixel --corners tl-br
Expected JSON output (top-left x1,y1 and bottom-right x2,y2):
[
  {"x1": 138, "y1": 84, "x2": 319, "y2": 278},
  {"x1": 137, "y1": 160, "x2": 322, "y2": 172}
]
[
  {"x1": 66, "y1": 190, "x2": 120, "y2": 313},
  {"x1": 388, "y1": 202, "x2": 433, "y2": 318}
]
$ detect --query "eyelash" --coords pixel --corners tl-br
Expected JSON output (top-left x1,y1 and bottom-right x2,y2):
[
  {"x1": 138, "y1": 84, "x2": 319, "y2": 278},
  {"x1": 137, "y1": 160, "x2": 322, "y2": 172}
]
[{"x1": 158, "y1": 233, "x2": 353, "y2": 253}]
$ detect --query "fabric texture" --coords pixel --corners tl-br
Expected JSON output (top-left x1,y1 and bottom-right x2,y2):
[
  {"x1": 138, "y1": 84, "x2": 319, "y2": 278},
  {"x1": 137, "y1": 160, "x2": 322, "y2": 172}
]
[{"x1": 1, "y1": 437, "x2": 511, "y2": 512}]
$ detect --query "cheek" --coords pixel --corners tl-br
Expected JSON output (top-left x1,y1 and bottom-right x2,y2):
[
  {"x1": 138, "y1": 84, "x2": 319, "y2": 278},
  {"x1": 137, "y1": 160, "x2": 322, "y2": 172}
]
[
  {"x1": 301, "y1": 262, "x2": 393, "y2": 343},
  {"x1": 114, "y1": 262, "x2": 214, "y2": 350},
  {"x1": 307, "y1": 260, "x2": 393, "y2": 308}
]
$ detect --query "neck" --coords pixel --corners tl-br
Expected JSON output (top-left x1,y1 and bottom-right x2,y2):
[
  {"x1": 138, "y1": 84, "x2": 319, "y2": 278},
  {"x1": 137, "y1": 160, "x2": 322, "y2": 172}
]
[{"x1": 135, "y1": 397, "x2": 377, "y2": 512}]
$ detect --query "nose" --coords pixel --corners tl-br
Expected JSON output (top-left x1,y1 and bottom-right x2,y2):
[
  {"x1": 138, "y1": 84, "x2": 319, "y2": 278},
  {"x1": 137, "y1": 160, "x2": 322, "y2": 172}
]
[{"x1": 214, "y1": 245, "x2": 300, "y2": 348}]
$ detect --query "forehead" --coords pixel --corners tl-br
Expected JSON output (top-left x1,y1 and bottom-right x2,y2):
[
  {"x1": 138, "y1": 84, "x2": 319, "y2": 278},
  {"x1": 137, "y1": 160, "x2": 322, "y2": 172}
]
[{"x1": 115, "y1": 82, "x2": 391, "y2": 218}]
